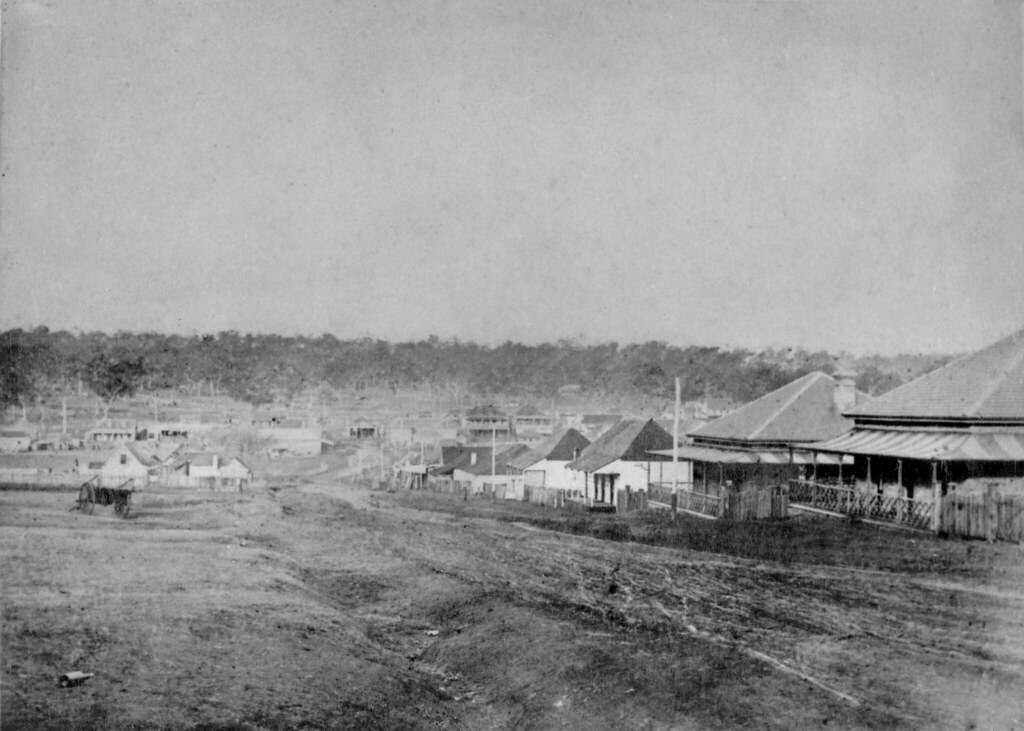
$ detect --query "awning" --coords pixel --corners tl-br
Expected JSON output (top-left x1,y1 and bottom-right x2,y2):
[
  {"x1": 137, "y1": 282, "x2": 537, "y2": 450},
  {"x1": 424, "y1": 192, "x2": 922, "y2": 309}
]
[
  {"x1": 808, "y1": 429, "x2": 1024, "y2": 462},
  {"x1": 648, "y1": 445, "x2": 847, "y2": 465}
]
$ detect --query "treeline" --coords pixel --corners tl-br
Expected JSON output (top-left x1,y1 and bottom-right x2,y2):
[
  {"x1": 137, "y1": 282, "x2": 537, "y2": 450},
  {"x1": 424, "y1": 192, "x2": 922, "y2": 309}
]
[{"x1": 1, "y1": 327, "x2": 950, "y2": 413}]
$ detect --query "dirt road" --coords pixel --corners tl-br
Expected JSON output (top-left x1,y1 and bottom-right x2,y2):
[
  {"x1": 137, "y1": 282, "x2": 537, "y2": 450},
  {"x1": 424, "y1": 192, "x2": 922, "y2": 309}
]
[{"x1": 3, "y1": 480, "x2": 1023, "y2": 729}]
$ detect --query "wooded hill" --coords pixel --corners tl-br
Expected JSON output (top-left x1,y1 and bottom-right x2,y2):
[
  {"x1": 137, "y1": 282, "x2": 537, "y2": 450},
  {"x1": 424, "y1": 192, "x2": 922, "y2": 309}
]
[{"x1": 1, "y1": 328, "x2": 951, "y2": 415}]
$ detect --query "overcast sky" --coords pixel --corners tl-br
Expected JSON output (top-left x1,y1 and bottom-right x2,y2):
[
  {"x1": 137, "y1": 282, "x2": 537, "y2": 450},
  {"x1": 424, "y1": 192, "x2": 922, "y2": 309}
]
[{"x1": 2, "y1": 0, "x2": 1023, "y2": 355}]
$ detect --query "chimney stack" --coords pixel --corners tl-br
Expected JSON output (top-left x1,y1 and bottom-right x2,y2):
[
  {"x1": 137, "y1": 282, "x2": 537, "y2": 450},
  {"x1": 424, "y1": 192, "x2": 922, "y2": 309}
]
[{"x1": 833, "y1": 371, "x2": 858, "y2": 413}]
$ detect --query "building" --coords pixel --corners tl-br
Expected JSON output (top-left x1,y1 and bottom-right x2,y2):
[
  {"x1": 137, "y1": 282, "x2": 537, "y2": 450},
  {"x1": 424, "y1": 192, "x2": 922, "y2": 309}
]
[
  {"x1": 172, "y1": 452, "x2": 253, "y2": 489},
  {"x1": 452, "y1": 443, "x2": 531, "y2": 493},
  {"x1": 348, "y1": 418, "x2": 379, "y2": 439},
  {"x1": 93, "y1": 442, "x2": 180, "y2": 488},
  {"x1": 518, "y1": 428, "x2": 591, "y2": 492},
  {"x1": 464, "y1": 405, "x2": 512, "y2": 442},
  {"x1": 85, "y1": 423, "x2": 138, "y2": 445},
  {"x1": 260, "y1": 427, "x2": 333, "y2": 457},
  {"x1": 0, "y1": 454, "x2": 80, "y2": 484},
  {"x1": 430, "y1": 444, "x2": 528, "y2": 493},
  {"x1": 0, "y1": 429, "x2": 32, "y2": 452},
  {"x1": 568, "y1": 419, "x2": 688, "y2": 506},
  {"x1": 513, "y1": 404, "x2": 554, "y2": 440},
  {"x1": 659, "y1": 371, "x2": 869, "y2": 493},
  {"x1": 809, "y1": 329, "x2": 1024, "y2": 503}
]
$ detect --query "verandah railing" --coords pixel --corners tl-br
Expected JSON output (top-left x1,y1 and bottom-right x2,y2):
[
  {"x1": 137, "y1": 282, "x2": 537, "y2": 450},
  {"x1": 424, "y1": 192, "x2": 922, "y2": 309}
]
[{"x1": 788, "y1": 479, "x2": 933, "y2": 530}]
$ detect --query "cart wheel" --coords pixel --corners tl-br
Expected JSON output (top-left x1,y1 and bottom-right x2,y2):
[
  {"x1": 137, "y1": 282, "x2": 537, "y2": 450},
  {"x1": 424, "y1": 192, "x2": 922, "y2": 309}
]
[{"x1": 82, "y1": 499, "x2": 95, "y2": 515}]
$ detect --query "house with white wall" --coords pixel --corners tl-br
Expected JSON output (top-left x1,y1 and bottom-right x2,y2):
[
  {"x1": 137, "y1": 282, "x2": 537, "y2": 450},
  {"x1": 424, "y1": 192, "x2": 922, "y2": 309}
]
[{"x1": 568, "y1": 419, "x2": 690, "y2": 506}]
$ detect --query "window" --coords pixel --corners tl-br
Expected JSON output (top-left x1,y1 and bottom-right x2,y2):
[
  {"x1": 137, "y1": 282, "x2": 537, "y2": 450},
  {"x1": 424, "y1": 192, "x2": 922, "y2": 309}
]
[{"x1": 120, "y1": 454, "x2": 127, "y2": 465}]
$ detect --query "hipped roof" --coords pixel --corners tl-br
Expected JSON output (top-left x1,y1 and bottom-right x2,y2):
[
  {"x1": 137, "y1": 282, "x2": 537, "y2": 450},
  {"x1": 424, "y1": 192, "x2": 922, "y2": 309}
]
[
  {"x1": 847, "y1": 327, "x2": 1024, "y2": 422},
  {"x1": 569, "y1": 419, "x2": 672, "y2": 472},
  {"x1": 689, "y1": 371, "x2": 870, "y2": 445}
]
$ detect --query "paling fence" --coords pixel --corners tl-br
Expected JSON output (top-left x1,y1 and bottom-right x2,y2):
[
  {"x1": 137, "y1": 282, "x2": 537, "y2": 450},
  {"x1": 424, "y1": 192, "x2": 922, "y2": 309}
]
[
  {"x1": 648, "y1": 483, "x2": 786, "y2": 520},
  {"x1": 939, "y1": 490, "x2": 1024, "y2": 542},
  {"x1": 522, "y1": 485, "x2": 573, "y2": 508}
]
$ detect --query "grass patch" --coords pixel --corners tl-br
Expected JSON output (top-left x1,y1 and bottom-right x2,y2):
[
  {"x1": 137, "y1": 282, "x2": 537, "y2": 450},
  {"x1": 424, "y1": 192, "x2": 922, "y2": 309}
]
[{"x1": 387, "y1": 489, "x2": 993, "y2": 576}]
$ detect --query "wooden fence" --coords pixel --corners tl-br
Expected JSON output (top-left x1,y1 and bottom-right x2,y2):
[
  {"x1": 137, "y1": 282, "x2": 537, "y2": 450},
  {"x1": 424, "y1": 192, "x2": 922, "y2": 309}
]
[
  {"x1": 648, "y1": 485, "x2": 786, "y2": 520},
  {"x1": 939, "y1": 489, "x2": 1024, "y2": 542},
  {"x1": 616, "y1": 489, "x2": 648, "y2": 513},
  {"x1": 788, "y1": 480, "x2": 932, "y2": 531},
  {"x1": 523, "y1": 485, "x2": 573, "y2": 508}
]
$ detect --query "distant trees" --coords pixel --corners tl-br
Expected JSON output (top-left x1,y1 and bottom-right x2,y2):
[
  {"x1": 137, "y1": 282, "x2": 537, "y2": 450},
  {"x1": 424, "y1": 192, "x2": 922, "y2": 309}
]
[
  {"x1": 84, "y1": 352, "x2": 146, "y2": 419},
  {"x1": 0, "y1": 328, "x2": 951, "y2": 417}
]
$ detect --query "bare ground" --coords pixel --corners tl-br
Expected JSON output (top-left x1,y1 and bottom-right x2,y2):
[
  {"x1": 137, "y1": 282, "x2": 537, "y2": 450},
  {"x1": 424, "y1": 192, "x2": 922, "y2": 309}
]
[{"x1": 2, "y1": 477, "x2": 1024, "y2": 730}]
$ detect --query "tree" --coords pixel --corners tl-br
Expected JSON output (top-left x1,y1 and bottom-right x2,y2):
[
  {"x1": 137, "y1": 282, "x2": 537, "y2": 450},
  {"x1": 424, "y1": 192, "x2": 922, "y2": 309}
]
[{"x1": 84, "y1": 353, "x2": 146, "y2": 419}]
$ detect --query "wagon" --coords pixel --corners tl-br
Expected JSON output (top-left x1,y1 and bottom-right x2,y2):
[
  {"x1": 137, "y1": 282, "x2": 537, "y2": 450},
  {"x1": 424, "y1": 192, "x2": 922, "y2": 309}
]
[{"x1": 72, "y1": 477, "x2": 134, "y2": 517}]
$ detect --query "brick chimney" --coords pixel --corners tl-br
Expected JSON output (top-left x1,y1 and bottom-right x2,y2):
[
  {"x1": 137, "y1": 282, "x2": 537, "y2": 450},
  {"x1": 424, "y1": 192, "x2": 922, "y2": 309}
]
[{"x1": 833, "y1": 371, "x2": 858, "y2": 413}]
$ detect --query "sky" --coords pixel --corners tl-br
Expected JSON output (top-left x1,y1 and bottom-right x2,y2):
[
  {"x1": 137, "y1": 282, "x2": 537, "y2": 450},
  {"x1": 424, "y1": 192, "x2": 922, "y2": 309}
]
[{"x1": 2, "y1": 0, "x2": 1024, "y2": 355}]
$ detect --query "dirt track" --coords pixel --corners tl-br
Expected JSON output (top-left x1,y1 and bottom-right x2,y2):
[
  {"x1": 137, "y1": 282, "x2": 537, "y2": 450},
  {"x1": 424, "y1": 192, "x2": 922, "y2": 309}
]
[{"x1": 3, "y1": 479, "x2": 1024, "y2": 730}]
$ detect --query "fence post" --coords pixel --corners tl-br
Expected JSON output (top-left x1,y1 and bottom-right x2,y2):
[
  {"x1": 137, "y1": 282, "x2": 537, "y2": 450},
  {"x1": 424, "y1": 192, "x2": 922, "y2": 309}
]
[{"x1": 986, "y1": 483, "x2": 997, "y2": 542}]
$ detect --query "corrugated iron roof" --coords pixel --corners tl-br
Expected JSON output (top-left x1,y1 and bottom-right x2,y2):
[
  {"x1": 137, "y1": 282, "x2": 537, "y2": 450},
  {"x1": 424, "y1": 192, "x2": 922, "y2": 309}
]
[
  {"x1": 648, "y1": 445, "x2": 846, "y2": 465},
  {"x1": 847, "y1": 327, "x2": 1024, "y2": 421},
  {"x1": 808, "y1": 428, "x2": 1024, "y2": 462},
  {"x1": 689, "y1": 371, "x2": 871, "y2": 444}
]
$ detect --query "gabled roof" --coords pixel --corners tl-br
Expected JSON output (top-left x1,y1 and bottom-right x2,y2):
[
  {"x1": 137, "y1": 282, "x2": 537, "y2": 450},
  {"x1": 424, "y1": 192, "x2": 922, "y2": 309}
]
[
  {"x1": 537, "y1": 428, "x2": 591, "y2": 461},
  {"x1": 689, "y1": 371, "x2": 870, "y2": 445},
  {"x1": 569, "y1": 419, "x2": 672, "y2": 472},
  {"x1": 125, "y1": 442, "x2": 178, "y2": 467},
  {"x1": 507, "y1": 448, "x2": 544, "y2": 471},
  {"x1": 847, "y1": 327, "x2": 1024, "y2": 422},
  {"x1": 432, "y1": 445, "x2": 495, "y2": 476}
]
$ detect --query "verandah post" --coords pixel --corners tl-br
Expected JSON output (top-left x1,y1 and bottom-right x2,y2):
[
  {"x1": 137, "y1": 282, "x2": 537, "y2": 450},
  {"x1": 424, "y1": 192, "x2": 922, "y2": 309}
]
[{"x1": 930, "y1": 461, "x2": 940, "y2": 534}]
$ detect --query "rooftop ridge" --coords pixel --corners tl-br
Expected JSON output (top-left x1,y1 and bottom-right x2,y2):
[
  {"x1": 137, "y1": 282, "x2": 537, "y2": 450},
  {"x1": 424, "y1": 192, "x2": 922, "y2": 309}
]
[{"x1": 966, "y1": 338, "x2": 1024, "y2": 417}]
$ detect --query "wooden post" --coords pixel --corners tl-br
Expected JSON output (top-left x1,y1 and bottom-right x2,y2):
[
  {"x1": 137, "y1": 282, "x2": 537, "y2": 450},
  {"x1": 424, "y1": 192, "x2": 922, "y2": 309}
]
[
  {"x1": 812, "y1": 451, "x2": 818, "y2": 483},
  {"x1": 673, "y1": 377, "x2": 680, "y2": 494},
  {"x1": 930, "y1": 461, "x2": 940, "y2": 534},
  {"x1": 985, "y1": 482, "x2": 997, "y2": 542}
]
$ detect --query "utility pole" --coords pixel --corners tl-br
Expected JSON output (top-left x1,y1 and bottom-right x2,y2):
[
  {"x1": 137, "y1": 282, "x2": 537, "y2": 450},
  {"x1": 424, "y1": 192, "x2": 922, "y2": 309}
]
[{"x1": 673, "y1": 376, "x2": 680, "y2": 493}]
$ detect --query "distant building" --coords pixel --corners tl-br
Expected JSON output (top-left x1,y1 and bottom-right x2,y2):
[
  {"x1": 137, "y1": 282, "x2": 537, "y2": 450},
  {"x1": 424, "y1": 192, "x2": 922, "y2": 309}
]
[
  {"x1": 464, "y1": 405, "x2": 512, "y2": 442},
  {"x1": 0, "y1": 429, "x2": 32, "y2": 452},
  {"x1": 172, "y1": 452, "x2": 253, "y2": 489},
  {"x1": 512, "y1": 428, "x2": 591, "y2": 495},
  {"x1": 94, "y1": 442, "x2": 180, "y2": 488},
  {"x1": 513, "y1": 404, "x2": 554, "y2": 440},
  {"x1": 85, "y1": 423, "x2": 138, "y2": 445}
]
